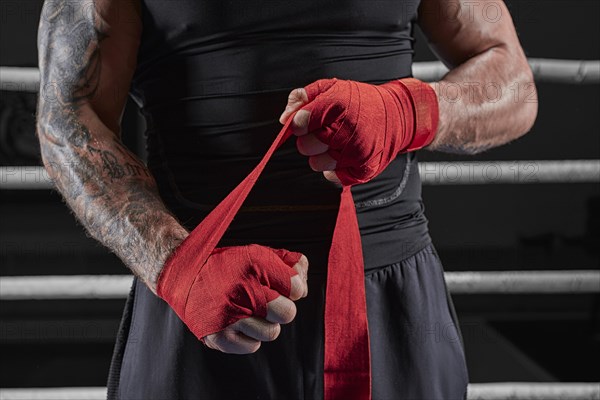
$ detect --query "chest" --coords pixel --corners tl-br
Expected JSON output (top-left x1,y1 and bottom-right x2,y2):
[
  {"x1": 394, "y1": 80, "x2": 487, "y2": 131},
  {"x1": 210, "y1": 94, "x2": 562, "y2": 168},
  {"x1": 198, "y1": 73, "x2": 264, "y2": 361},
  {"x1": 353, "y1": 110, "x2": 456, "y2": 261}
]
[{"x1": 139, "y1": 0, "x2": 420, "y2": 37}]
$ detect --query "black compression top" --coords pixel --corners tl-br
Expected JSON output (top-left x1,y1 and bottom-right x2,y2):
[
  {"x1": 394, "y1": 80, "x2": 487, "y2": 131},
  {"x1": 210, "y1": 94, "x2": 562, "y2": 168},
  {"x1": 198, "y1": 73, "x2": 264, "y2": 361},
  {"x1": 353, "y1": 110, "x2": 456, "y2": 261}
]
[{"x1": 129, "y1": 0, "x2": 432, "y2": 271}]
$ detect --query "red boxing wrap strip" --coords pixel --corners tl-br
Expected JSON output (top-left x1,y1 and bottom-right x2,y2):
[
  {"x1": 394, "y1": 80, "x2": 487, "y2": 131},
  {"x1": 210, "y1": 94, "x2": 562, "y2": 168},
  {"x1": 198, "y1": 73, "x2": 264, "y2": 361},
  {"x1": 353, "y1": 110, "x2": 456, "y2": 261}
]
[
  {"x1": 157, "y1": 77, "x2": 439, "y2": 400},
  {"x1": 156, "y1": 118, "x2": 304, "y2": 339},
  {"x1": 302, "y1": 77, "x2": 438, "y2": 400}
]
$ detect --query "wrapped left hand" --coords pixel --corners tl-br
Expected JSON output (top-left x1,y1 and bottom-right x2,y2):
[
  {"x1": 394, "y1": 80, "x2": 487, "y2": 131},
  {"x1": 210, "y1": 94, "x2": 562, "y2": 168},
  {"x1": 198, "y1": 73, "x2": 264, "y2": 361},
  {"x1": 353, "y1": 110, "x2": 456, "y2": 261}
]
[{"x1": 279, "y1": 77, "x2": 439, "y2": 186}]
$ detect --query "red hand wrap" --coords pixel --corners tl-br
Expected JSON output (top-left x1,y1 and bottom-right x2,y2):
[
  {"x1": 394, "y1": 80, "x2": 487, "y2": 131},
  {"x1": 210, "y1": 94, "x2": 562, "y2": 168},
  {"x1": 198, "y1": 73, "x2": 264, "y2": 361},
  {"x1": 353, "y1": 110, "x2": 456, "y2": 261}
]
[
  {"x1": 157, "y1": 77, "x2": 438, "y2": 400},
  {"x1": 303, "y1": 77, "x2": 439, "y2": 186},
  {"x1": 158, "y1": 244, "x2": 302, "y2": 340}
]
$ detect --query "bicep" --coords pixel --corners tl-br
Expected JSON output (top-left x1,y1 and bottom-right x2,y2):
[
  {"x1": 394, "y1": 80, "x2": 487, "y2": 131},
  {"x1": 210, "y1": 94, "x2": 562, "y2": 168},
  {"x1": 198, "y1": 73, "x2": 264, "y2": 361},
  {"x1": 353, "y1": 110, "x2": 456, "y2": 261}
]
[
  {"x1": 37, "y1": 0, "x2": 141, "y2": 135},
  {"x1": 417, "y1": 0, "x2": 523, "y2": 68}
]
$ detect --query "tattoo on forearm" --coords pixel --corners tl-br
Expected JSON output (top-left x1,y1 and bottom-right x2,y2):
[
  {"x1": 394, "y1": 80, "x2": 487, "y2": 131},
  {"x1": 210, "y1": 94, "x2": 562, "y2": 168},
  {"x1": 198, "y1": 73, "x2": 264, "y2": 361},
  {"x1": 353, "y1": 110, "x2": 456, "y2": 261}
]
[
  {"x1": 87, "y1": 144, "x2": 151, "y2": 181},
  {"x1": 36, "y1": 1, "x2": 187, "y2": 291}
]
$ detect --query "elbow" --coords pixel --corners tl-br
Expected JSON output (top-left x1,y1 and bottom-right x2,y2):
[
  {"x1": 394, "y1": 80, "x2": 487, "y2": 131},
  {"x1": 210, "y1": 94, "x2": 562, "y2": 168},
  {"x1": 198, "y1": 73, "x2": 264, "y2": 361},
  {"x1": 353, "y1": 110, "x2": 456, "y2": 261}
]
[
  {"x1": 516, "y1": 67, "x2": 538, "y2": 138},
  {"x1": 493, "y1": 42, "x2": 539, "y2": 140},
  {"x1": 35, "y1": 111, "x2": 65, "y2": 179},
  {"x1": 36, "y1": 132, "x2": 59, "y2": 181},
  {"x1": 520, "y1": 99, "x2": 538, "y2": 139},
  {"x1": 36, "y1": 98, "x2": 57, "y2": 146},
  {"x1": 36, "y1": 119, "x2": 52, "y2": 164}
]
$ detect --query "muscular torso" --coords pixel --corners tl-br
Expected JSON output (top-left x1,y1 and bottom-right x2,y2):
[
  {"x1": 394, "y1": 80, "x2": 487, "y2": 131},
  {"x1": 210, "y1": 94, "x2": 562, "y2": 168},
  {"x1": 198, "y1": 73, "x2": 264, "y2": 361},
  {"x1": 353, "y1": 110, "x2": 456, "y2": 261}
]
[{"x1": 129, "y1": 0, "x2": 431, "y2": 270}]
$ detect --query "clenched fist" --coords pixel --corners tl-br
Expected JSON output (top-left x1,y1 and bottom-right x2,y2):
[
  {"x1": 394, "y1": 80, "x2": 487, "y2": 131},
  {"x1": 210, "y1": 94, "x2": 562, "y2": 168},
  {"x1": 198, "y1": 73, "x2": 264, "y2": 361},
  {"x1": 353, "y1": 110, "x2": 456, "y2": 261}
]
[
  {"x1": 280, "y1": 77, "x2": 439, "y2": 186},
  {"x1": 158, "y1": 243, "x2": 309, "y2": 354}
]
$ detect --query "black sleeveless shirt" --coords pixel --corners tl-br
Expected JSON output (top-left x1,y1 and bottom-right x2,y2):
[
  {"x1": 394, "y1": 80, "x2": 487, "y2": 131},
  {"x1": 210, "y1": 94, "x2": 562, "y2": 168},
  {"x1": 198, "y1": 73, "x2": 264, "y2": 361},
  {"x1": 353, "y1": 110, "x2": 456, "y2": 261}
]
[{"x1": 129, "y1": 0, "x2": 431, "y2": 270}]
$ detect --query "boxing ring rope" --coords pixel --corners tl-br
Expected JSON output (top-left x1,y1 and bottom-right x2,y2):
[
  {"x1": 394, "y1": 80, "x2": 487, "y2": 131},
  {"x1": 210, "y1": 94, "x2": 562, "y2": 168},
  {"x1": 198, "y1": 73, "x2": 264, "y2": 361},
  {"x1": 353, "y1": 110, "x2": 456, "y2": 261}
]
[
  {"x1": 1, "y1": 383, "x2": 599, "y2": 400},
  {"x1": 1, "y1": 59, "x2": 599, "y2": 92},
  {"x1": 0, "y1": 388, "x2": 106, "y2": 400},
  {"x1": 1, "y1": 271, "x2": 599, "y2": 300},
  {"x1": 1, "y1": 160, "x2": 599, "y2": 190},
  {"x1": 467, "y1": 383, "x2": 600, "y2": 400},
  {"x1": 413, "y1": 58, "x2": 600, "y2": 84}
]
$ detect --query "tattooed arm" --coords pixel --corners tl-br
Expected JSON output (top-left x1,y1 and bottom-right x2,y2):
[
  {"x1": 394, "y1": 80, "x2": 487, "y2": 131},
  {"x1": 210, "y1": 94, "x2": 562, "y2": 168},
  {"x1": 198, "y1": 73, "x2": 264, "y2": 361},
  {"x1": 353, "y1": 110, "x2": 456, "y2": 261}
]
[
  {"x1": 418, "y1": 0, "x2": 538, "y2": 154},
  {"x1": 36, "y1": 0, "x2": 188, "y2": 294}
]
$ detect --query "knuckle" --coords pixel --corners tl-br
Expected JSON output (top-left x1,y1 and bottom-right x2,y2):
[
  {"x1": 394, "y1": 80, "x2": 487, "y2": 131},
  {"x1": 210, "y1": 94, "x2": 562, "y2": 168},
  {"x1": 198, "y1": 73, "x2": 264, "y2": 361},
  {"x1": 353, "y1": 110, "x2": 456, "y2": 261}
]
[
  {"x1": 308, "y1": 156, "x2": 322, "y2": 171},
  {"x1": 292, "y1": 113, "x2": 304, "y2": 130},
  {"x1": 280, "y1": 301, "x2": 297, "y2": 324},
  {"x1": 323, "y1": 156, "x2": 337, "y2": 170},
  {"x1": 298, "y1": 254, "x2": 309, "y2": 270},
  {"x1": 212, "y1": 332, "x2": 231, "y2": 351},
  {"x1": 288, "y1": 88, "x2": 302, "y2": 102},
  {"x1": 247, "y1": 341, "x2": 262, "y2": 354},
  {"x1": 289, "y1": 275, "x2": 304, "y2": 300},
  {"x1": 264, "y1": 323, "x2": 281, "y2": 341},
  {"x1": 224, "y1": 330, "x2": 260, "y2": 354},
  {"x1": 203, "y1": 334, "x2": 217, "y2": 349},
  {"x1": 245, "y1": 243, "x2": 261, "y2": 256},
  {"x1": 222, "y1": 329, "x2": 238, "y2": 342},
  {"x1": 296, "y1": 137, "x2": 308, "y2": 156}
]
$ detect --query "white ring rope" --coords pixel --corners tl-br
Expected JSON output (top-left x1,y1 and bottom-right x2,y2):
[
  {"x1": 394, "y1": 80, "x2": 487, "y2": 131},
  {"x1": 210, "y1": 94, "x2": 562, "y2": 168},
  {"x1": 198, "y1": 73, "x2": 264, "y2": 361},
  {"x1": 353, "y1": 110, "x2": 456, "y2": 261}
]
[
  {"x1": 0, "y1": 67, "x2": 39, "y2": 93},
  {"x1": 526, "y1": 59, "x2": 600, "y2": 84},
  {"x1": 413, "y1": 58, "x2": 600, "y2": 84},
  {"x1": 1, "y1": 271, "x2": 598, "y2": 300},
  {"x1": 419, "y1": 160, "x2": 600, "y2": 185},
  {"x1": 1, "y1": 59, "x2": 599, "y2": 93},
  {"x1": 1, "y1": 161, "x2": 598, "y2": 190},
  {"x1": 467, "y1": 383, "x2": 600, "y2": 400},
  {"x1": 1, "y1": 383, "x2": 598, "y2": 400},
  {"x1": 0, "y1": 275, "x2": 133, "y2": 300},
  {"x1": 447, "y1": 270, "x2": 600, "y2": 294},
  {"x1": 0, "y1": 388, "x2": 106, "y2": 400}
]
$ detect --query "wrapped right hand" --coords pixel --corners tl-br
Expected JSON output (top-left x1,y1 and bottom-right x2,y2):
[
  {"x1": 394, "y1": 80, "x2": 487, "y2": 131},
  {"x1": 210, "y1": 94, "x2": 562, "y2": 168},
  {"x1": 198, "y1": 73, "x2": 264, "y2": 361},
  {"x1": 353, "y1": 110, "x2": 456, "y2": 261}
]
[{"x1": 157, "y1": 243, "x2": 309, "y2": 354}]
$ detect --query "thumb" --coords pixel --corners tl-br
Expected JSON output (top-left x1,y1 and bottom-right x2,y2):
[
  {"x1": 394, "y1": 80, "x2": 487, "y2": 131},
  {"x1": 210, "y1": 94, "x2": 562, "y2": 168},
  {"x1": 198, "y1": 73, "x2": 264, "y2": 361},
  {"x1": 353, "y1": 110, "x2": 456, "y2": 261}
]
[
  {"x1": 279, "y1": 78, "x2": 339, "y2": 125},
  {"x1": 279, "y1": 88, "x2": 309, "y2": 124},
  {"x1": 323, "y1": 170, "x2": 342, "y2": 185}
]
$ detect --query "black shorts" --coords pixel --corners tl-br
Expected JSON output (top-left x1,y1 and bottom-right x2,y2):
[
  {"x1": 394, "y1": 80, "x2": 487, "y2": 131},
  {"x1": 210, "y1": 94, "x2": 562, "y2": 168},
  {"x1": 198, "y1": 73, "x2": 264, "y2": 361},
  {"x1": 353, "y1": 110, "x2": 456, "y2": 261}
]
[{"x1": 107, "y1": 242, "x2": 469, "y2": 400}]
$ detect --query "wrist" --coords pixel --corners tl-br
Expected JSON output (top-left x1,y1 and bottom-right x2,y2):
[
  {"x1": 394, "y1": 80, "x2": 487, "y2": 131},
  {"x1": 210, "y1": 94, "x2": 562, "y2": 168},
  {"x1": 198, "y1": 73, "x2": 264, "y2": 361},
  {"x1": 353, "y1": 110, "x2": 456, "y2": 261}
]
[
  {"x1": 397, "y1": 78, "x2": 440, "y2": 152},
  {"x1": 380, "y1": 78, "x2": 439, "y2": 152},
  {"x1": 150, "y1": 222, "x2": 189, "y2": 296}
]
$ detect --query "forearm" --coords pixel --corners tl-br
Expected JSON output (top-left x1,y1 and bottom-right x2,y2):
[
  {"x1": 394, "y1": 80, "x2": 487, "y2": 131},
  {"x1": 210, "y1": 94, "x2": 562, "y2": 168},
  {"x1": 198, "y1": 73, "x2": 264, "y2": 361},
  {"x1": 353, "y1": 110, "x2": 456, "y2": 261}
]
[
  {"x1": 426, "y1": 49, "x2": 538, "y2": 155},
  {"x1": 37, "y1": 111, "x2": 188, "y2": 293}
]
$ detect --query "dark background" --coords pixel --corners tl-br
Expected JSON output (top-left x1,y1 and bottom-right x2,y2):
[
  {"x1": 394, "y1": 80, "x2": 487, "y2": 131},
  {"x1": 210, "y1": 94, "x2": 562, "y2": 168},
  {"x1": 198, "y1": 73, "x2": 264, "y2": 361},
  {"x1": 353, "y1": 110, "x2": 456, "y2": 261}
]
[{"x1": 1, "y1": 0, "x2": 599, "y2": 388}]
